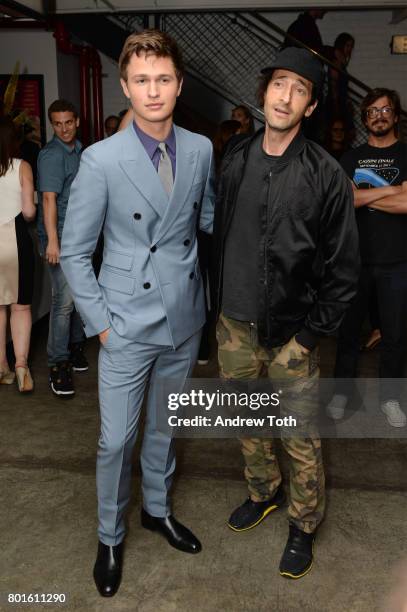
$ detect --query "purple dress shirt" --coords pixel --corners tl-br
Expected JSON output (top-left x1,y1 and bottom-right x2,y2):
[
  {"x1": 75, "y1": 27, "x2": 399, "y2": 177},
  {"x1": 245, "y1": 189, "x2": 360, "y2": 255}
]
[{"x1": 133, "y1": 121, "x2": 176, "y2": 179}]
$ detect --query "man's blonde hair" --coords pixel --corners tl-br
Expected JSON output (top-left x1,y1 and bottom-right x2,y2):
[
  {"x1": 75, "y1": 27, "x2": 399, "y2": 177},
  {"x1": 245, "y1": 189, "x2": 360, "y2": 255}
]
[{"x1": 119, "y1": 29, "x2": 184, "y2": 82}]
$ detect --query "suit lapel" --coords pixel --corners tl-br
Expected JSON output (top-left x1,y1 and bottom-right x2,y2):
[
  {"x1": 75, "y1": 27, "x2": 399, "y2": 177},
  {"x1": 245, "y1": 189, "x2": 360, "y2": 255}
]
[
  {"x1": 153, "y1": 125, "x2": 199, "y2": 243},
  {"x1": 118, "y1": 123, "x2": 168, "y2": 219}
]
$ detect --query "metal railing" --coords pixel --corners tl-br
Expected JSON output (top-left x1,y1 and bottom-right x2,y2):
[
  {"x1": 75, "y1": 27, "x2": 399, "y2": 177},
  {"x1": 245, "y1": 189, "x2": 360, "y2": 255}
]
[
  {"x1": 163, "y1": 12, "x2": 270, "y2": 122},
  {"x1": 107, "y1": 12, "x2": 145, "y2": 33}
]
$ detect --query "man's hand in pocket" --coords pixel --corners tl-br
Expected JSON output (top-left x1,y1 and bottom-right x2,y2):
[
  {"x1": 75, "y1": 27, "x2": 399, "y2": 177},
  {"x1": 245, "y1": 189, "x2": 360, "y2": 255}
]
[
  {"x1": 272, "y1": 336, "x2": 309, "y2": 368},
  {"x1": 99, "y1": 327, "x2": 111, "y2": 346}
]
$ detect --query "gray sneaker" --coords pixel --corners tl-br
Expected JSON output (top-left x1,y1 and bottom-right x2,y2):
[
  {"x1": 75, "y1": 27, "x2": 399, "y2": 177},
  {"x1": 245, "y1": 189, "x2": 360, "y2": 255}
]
[
  {"x1": 326, "y1": 394, "x2": 348, "y2": 420},
  {"x1": 381, "y1": 400, "x2": 406, "y2": 428}
]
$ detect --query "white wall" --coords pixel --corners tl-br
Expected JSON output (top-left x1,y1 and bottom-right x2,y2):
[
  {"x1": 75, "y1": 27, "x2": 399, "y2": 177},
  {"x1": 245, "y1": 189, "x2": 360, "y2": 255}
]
[
  {"x1": 100, "y1": 52, "x2": 129, "y2": 121},
  {"x1": 0, "y1": 30, "x2": 59, "y2": 141},
  {"x1": 17, "y1": 0, "x2": 43, "y2": 12},
  {"x1": 0, "y1": 31, "x2": 130, "y2": 138},
  {"x1": 264, "y1": 10, "x2": 407, "y2": 108}
]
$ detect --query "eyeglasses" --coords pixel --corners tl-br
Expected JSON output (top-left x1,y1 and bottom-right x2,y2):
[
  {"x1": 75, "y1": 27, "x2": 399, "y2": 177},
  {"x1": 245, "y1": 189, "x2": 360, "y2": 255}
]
[{"x1": 365, "y1": 106, "x2": 394, "y2": 119}]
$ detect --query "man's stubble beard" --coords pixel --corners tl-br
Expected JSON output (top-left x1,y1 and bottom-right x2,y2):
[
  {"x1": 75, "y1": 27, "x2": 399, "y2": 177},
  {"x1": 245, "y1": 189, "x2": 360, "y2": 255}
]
[
  {"x1": 369, "y1": 121, "x2": 395, "y2": 138},
  {"x1": 266, "y1": 117, "x2": 302, "y2": 134}
]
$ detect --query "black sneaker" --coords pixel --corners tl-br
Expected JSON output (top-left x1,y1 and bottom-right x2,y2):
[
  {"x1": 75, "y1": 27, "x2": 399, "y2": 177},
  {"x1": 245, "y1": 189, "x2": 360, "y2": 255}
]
[
  {"x1": 49, "y1": 361, "x2": 75, "y2": 397},
  {"x1": 227, "y1": 483, "x2": 286, "y2": 531},
  {"x1": 69, "y1": 342, "x2": 88, "y2": 372},
  {"x1": 279, "y1": 523, "x2": 315, "y2": 579}
]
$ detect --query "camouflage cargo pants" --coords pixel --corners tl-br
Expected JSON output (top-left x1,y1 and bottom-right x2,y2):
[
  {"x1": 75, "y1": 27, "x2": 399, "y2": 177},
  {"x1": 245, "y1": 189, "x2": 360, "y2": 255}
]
[{"x1": 217, "y1": 313, "x2": 325, "y2": 534}]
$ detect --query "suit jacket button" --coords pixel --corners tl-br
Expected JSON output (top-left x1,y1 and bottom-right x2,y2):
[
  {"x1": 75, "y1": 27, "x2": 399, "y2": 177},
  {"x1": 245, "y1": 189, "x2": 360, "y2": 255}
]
[
  {"x1": 183, "y1": 239, "x2": 190, "y2": 246},
  {"x1": 150, "y1": 245, "x2": 157, "y2": 252},
  {"x1": 143, "y1": 282, "x2": 151, "y2": 289},
  {"x1": 133, "y1": 213, "x2": 142, "y2": 220},
  {"x1": 189, "y1": 272, "x2": 194, "y2": 279},
  {"x1": 193, "y1": 202, "x2": 198, "y2": 209}
]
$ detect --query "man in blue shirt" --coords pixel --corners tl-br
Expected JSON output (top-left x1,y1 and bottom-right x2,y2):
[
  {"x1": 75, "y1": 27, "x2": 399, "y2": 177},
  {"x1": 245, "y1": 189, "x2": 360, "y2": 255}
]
[{"x1": 37, "y1": 99, "x2": 87, "y2": 397}]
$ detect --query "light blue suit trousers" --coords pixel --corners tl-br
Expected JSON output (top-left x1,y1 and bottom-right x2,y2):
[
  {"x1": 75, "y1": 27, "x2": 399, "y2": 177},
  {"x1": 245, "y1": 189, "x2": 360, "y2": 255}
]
[{"x1": 98, "y1": 327, "x2": 201, "y2": 545}]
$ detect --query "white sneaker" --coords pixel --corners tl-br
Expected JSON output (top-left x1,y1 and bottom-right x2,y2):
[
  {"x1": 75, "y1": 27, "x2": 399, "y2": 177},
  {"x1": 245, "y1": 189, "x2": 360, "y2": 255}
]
[
  {"x1": 197, "y1": 359, "x2": 209, "y2": 365},
  {"x1": 381, "y1": 400, "x2": 407, "y2": 428},
  {"x1": 326, "y1": 394, "x2": 348, "y2": 420}
]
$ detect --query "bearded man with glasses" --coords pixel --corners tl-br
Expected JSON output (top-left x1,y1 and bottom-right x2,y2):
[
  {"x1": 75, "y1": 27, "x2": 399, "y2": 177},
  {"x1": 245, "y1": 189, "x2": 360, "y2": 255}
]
[{"x1": 327, "y1": 88, "x2": 407, "y2": 428}]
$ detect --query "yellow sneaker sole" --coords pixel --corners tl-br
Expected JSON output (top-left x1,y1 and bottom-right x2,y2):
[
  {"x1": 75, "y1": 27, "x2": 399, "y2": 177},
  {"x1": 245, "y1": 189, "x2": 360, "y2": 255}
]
[
  {"x1": 279, "y1": 559, "x2": 313, "y2": 579},
  {"x1": 279, "y1": 540, "x2": 315, "y2": 579},
  {"x1": 227, "y1": 503, "x2": 280, "y2": 532}
]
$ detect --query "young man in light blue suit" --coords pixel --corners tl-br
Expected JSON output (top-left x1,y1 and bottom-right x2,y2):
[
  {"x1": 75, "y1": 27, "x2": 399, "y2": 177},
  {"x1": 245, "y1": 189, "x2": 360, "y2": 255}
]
[{"x1": 60, "y1": 30, "x2": 215, "y2": 597}]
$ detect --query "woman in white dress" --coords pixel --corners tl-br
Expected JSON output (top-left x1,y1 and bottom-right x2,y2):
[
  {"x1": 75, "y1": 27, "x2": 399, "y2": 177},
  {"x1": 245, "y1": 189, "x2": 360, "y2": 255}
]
[{"x1": 0, "y1": 116, "x2": 36, "y2": 392}]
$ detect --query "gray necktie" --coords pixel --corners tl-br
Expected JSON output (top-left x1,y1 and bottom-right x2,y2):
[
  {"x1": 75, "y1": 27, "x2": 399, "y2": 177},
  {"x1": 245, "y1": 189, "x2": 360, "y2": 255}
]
[{"x1": 157, "y1": 142, "x2": 174, "y2": 196}]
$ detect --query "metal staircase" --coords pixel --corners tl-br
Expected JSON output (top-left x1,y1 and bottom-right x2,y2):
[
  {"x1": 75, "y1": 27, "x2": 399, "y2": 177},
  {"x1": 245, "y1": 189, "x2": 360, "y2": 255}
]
[
  {"x1": 63, "y1": 10, "x2": 406, "y2": 146},
  {"x1": 161, "y1": 11, "x2": 406, "y2": 146}
]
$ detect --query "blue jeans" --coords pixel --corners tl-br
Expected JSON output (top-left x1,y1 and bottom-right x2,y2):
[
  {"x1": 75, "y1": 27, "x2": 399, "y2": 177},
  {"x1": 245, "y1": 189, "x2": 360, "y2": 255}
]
[{"x1": 46, "y1": 263, "x2": 85, "y2": 366}]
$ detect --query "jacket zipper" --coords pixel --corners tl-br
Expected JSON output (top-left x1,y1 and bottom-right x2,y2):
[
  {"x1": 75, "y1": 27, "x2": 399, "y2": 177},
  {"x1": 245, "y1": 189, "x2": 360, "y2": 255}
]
[{"x1": 263, "y1": 169, "x2": 273, "y2": 341}]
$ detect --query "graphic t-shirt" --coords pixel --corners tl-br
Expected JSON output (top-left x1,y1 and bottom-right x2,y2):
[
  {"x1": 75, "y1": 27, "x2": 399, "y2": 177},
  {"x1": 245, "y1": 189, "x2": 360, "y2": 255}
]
[{"x1": 341, "y1": 141, "x2": 407, "y2": 264}]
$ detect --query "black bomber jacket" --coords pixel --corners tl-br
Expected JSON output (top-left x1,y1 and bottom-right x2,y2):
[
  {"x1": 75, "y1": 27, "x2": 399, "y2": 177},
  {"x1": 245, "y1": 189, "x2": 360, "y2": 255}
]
[{"x1": 213, "y1": 128, "x2": 360, "y2": 349}]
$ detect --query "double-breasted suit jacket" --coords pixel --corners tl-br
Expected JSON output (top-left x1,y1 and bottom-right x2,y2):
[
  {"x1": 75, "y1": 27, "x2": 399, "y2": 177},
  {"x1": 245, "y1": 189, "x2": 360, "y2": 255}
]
[{"x1": 61, "y1": 122, "x2": 215, "y2": 347}]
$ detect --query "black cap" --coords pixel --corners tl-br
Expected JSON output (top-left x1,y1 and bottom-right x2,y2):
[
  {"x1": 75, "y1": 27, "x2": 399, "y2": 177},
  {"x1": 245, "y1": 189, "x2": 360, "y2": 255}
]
[{"x1": 262, "y1": 47, "x2": 324, "y2": 93}]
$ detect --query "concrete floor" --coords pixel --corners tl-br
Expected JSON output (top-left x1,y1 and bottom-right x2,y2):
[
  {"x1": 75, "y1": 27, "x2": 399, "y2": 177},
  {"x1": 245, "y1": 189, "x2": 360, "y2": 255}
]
[{"x1": 0, "y1": 319, "x2": 406, "y2": 612}]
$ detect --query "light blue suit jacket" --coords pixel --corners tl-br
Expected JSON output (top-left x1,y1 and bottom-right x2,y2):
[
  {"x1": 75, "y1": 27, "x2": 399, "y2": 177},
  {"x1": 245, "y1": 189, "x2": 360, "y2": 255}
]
[{"x1": 60, "y1": 122, "x2": 215, "y2": 348}]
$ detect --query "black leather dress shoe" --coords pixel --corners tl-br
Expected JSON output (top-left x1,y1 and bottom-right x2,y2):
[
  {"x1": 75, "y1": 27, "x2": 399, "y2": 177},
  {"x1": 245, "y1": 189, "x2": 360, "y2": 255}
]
[
  {"x1": 141, "y1": 508, "x2": 202, "y2": 554},
  {"x1": 93, "y1": 541, "x2": 123, "y2": 597}
]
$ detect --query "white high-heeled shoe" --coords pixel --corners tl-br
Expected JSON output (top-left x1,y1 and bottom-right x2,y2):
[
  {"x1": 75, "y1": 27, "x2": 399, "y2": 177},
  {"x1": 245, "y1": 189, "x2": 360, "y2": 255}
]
[
  {"x1": 0, "y1": 367, "x2": 15, "y2": 385},
  {"x1": 15, "y1": 366, "x2": 34, "y2": 393}
]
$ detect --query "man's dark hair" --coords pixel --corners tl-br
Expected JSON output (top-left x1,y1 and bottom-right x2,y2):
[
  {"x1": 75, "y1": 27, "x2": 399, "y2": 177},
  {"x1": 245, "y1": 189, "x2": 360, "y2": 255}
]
[
  {"x1": 256, "y1": 69, "x2": 318, "y2": 108},
  {"x1": 47, "y1": 99, "x2": 78, "y2": 122},
  {"x1": 360, "y1": 88, "x2": 401, "y2": 126}
]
